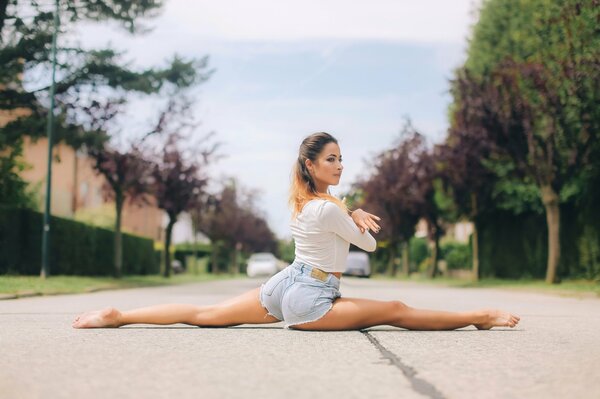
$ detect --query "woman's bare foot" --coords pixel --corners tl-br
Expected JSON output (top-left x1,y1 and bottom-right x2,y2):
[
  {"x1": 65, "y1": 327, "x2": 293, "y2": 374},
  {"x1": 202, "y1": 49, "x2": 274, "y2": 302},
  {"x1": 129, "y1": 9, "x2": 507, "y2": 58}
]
[
  {"x1": 72, "y1": 307, "x2": 122, "y2": 328},
  {"x1": 474, "y1": 309, "x2": 520, "y2": 330}
]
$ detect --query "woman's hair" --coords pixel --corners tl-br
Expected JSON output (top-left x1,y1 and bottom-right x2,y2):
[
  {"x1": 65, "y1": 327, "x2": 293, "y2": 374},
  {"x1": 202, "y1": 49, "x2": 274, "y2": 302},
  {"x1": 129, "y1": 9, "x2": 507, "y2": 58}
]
[{"x1": 289, "y1": 132, "x2": 349, "y2": 219}]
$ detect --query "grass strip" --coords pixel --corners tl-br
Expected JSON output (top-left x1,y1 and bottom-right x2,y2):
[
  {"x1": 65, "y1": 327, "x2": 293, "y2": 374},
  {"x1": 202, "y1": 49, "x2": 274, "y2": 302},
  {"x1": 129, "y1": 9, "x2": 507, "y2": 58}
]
[
  {"x1": 371, "y1": 274, "x2": 600, "y2": 298},
  {"x1": 0, "y1": 273, "x2": 244, "y2": 298}
]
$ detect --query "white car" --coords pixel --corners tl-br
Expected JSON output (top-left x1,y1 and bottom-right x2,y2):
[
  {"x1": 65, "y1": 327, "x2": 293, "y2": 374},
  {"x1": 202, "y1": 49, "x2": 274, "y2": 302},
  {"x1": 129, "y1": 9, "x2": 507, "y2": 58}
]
[
  {"x1": 246, "y1": 253, "x2": 279, "y2": 277},
  {"x1": 343, "y1": 251, "x2": 371, "y2": 277}
]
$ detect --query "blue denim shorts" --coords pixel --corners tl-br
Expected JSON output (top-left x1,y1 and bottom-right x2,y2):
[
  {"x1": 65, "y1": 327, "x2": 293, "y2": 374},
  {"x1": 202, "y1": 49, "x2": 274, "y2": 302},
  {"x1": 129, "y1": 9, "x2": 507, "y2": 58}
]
[{"x1": 259, "y1": 261, "x2": 342, "y2": 329}]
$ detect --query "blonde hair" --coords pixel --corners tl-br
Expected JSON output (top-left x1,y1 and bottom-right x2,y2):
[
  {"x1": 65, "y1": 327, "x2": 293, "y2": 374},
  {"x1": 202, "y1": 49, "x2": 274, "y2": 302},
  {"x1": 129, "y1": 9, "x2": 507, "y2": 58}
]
[{"x1": 289, "y1": 132, "x2": 348, "y2": 219}]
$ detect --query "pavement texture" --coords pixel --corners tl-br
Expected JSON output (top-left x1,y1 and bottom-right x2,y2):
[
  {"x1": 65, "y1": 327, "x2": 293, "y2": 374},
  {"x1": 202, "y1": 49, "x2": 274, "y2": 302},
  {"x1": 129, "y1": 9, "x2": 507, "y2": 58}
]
[{"x1": 1, "y1": 276, "x2": 599, "y2": 399}]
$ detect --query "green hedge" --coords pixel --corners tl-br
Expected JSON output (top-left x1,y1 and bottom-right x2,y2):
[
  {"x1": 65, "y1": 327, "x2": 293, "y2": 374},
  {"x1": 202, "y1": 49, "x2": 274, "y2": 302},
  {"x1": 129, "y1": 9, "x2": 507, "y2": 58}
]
[
  {"x1": 173, "y1": 243, "x2": 212, "y2": 271},
  {"x1": 0, "y1": 207, "x2": 159, "y2": 276},
  {"x1": 477, "y1": 203, "x2": 600, "y2": 280}
]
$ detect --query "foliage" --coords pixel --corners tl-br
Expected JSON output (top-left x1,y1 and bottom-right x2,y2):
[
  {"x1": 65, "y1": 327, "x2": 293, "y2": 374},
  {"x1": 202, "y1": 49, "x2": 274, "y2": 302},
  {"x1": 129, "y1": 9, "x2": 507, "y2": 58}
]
[
  {"x1": 0, "y1": 0, "x2": 212, "y2": 208},
  {"x1": 440, "y1": 241, "x2": 472, "y2": 270},
  {"x1": 451, "y1": 0, "x2": 600, "y2": 282},
  {"x1": 278, "y1": 239, "x2": 295, "y2": 264},
  {"x1": 191, "y1": 179, "x2": 278, "y2": 274},
  {"x1": 0, "y1": 206, "x2": 158, "y2": 275},
  {"x1": 0, "y1": 139, "x2": 38, "y2": 207},
  {"x1": 358, "y1": 120, "x2": 430, "y2": 275},
  {"x1": 151, "y1": 131, "x2": 213, "y2": 277},
  {"x1": 409, "y1": 237, "x2": 429, "y2": 272}
]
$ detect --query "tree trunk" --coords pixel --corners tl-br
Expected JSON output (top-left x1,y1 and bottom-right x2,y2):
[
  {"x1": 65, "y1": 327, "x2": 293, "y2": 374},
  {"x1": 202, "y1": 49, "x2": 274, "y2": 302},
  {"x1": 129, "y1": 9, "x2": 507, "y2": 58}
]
[
  {"x1": 114, "y1": 193, "x2": 124, "y2": 278},
  {"x1": 230, "y1": 242, "x2": 241, "y2": 275},
  {"x1": 192, "y1": 226, "x2": 198, "y2": 275},
  {"x1": 471, "y1": 222, "x2": 480, "y2": 282},
  {"x1": 471, "y1": 193, "x2": 479, "y2": 282},
  {"x1": 386, "y1": 243, "x2": 397, "y2": 277},
  {"x1": 541, "y1": 185, "x2": 560, "y2": 284},
  {"x1": 210, "y1": 241, "x2": 219, "y2": 274},
  {"x1": 429, "y1": 229, "x2": 440, "y2": 279},
  {"x1": 401, "y1": 241, "x2": 410, "y2": 276},
  {"x1": 163, "y1": 218, "x2": 176, "y2": 278}
]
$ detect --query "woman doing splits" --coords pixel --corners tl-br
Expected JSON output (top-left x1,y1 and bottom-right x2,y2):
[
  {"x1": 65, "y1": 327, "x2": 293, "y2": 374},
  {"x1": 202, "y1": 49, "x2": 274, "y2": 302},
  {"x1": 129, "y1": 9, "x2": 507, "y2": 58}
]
[{"x1": 73, "y1": 132, "x2": 520, "y2": 331}]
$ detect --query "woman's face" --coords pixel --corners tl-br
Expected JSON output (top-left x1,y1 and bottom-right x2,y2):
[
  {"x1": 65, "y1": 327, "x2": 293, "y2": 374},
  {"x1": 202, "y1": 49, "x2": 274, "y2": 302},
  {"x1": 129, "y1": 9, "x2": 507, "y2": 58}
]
[{"x1": 306, "y1": 142, "x2": 343, "y2": 190}]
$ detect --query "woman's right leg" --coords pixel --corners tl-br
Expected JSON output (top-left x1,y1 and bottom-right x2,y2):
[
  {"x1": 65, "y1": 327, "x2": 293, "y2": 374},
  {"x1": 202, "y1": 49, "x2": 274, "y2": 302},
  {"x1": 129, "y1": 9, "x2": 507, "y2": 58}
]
[
  {"x1": 72, "y1": 287, "x2": 281, "y2": 328},
  {"x1": 289, "y1": 297, "x2": 520, "y2": 331}
]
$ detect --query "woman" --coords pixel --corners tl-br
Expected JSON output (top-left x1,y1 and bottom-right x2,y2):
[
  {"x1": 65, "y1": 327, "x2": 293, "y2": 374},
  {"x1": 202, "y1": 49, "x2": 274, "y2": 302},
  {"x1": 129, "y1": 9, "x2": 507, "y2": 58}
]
[{"x1": 73, "y1": 132, "x2": 520, "y2": 331}]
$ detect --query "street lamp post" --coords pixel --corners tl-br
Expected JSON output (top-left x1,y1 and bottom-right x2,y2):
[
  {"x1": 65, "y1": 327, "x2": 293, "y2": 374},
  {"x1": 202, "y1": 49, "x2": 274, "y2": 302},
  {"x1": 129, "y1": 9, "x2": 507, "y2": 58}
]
[{"x1": 41, "y1": 0, "x2": 60, "y2": 279}]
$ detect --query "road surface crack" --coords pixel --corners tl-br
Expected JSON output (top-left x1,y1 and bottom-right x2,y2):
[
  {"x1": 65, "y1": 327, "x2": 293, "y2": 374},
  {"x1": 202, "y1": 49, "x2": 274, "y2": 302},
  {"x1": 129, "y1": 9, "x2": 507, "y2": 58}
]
[{"x1": 361, "y1": 331, "x2": 446, "y2": 399}]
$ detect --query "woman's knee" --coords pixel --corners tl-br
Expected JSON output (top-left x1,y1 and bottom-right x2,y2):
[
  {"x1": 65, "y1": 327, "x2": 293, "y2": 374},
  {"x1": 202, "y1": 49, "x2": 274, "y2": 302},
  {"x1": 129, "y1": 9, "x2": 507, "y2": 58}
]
[
  {"x1": 191, "y1": 305, "x2": 223, "y2": 326},
  {"x1": 389, "y1": 300, "x2": 409, "y2": 321},
  {"x1": 391, "y1": 300, "x2": 408, "y2": 310}
]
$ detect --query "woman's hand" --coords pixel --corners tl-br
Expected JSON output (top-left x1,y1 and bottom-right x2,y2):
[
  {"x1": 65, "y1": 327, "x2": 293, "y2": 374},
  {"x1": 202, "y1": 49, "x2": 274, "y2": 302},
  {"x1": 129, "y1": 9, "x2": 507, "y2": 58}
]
[{"x1": 350, "y1": 209, "x2": 381, "y2": 234}]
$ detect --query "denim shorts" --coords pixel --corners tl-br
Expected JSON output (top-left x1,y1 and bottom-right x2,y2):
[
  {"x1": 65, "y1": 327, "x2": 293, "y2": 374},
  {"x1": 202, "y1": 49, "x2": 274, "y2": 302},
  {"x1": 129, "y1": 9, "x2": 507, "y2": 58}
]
[{"x1": 259, "y1": 261, "x2": 342, "y2": 329}]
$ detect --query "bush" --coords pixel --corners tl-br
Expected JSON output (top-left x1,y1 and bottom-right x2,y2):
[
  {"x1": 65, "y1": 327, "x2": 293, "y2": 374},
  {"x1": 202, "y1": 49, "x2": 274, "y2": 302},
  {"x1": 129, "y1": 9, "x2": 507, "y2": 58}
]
[
  {"x1": 441, "y1": 242, "x2": 471, "y2": 270},
  {"x1": 0, "y1": 207, "x2": 159, "y2": 276},
  {"x1": 409, "y1": 237, "x2": 429, "y2": 272}
]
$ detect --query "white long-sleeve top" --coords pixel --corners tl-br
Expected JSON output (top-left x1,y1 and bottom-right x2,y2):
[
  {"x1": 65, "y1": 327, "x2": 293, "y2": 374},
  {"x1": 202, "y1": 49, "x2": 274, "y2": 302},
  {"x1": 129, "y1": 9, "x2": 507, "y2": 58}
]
[{"x1": 290, "y1": 199, "x2": 377, "y2": 272}]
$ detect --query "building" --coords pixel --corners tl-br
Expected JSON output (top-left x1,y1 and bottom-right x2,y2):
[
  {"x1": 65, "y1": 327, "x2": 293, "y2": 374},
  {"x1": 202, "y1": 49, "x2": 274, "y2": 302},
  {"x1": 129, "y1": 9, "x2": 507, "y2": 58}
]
[
  {"x1": 19, "y1": 136, "x2": 164, "y2": 241},
  {"x1": 415, "y1": 218, "x2": 473, "y2": 243}
]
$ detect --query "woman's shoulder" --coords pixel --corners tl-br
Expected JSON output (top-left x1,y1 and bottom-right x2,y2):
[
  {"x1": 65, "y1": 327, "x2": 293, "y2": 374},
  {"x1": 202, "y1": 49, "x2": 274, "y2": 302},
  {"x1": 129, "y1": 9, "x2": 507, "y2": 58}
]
[
  {"x1": 313, "y1": 199, "x2": 346, "y2": 219},
  {"x1": 299, "y1": 198, "x2": 336, "y2": 216}
]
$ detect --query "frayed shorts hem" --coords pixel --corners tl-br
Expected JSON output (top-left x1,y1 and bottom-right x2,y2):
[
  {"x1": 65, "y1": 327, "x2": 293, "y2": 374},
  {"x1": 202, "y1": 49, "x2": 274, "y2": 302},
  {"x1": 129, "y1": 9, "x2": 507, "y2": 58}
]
[{"x1": 283, "y1": 302, "x2": 334, "y2": 330}]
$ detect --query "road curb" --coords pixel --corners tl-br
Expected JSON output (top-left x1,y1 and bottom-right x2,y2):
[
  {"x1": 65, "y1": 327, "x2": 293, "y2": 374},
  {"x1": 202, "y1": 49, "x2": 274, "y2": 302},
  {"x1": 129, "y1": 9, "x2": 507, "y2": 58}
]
[{"x1": 0, "y1": 291, "x2": 42, "y2": 300}]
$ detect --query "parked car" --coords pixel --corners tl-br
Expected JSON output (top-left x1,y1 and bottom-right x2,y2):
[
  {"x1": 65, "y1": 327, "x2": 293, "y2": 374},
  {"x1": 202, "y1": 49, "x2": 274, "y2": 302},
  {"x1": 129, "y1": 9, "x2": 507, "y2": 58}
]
[
  {"x1": 246, "y1": 252, "x2": 279, "y2": 277},
  {"x1": 171, "y1": 259, "x2": 184, "y2": 274},
  {"x1": 343, "y1": 251, "x2": 371, "y2": 277}
]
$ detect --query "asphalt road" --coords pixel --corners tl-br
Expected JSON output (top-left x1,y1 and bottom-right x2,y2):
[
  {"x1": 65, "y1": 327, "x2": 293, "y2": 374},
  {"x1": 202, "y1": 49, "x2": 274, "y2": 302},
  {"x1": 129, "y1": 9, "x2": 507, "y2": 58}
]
[{"x1": 1, "y1": 276, "x2": 599, "y2": 399}]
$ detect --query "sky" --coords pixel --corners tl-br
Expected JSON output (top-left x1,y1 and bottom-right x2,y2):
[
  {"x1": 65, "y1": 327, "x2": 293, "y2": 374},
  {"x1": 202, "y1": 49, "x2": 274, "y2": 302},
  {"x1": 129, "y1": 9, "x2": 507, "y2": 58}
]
[{"x1": 74, "y1": 0, "x2": 481, "y2": 239}]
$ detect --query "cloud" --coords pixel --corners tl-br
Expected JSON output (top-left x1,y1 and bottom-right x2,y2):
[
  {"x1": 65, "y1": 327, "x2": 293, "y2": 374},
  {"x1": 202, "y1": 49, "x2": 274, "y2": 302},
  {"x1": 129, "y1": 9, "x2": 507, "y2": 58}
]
[
  {"x1": 163, "y1": 0, "x2": 476, "y2": 44},
  {"x1": 70, "y1": 2, "x2": 479, "y2": 238}
]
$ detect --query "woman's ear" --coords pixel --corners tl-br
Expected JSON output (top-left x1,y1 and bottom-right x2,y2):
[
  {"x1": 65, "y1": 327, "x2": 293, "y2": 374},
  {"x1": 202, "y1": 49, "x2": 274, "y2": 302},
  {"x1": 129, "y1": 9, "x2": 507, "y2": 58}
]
[{"x1": 305, "y1": 159, "x2": 313, "y2": 173}]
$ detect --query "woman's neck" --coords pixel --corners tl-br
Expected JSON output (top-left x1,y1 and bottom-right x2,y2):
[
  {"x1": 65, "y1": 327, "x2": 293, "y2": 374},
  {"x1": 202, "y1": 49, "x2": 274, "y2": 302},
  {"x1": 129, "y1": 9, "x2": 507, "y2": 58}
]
[{"x1": 315, "y1": 182, "x2": 329, "y2": 194}]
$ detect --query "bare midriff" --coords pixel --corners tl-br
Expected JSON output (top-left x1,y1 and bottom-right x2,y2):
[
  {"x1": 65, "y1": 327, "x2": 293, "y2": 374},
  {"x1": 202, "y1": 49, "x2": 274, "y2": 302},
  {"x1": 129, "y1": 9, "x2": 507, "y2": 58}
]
[{"x1": 332, "y1": 272, "x2": 342, "y2": 279}]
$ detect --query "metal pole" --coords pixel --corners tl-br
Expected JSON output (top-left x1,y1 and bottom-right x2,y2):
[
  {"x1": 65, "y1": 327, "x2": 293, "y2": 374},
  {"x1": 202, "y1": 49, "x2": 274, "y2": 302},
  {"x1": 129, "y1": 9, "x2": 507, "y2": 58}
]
[{"x1": 41, "y1": 0, "x2": 59, "y2": 279}]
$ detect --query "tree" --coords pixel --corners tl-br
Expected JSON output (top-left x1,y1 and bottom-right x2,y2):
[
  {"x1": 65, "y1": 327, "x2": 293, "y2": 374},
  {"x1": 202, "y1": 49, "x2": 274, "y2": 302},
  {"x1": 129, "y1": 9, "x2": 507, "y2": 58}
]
[
  {"x1": 90, "y1": 144, "x2": 153, "y2": 277},
  {"x1": 456, "y1": 0, "x2": 600, "y2": 283},
  {"x1": 436, "y1": 101, "x2": 498, "y2": 280},
  {"x1": 87, "y1": 95, "x2": 211, "y2": 278},
  {"x1": 359, "y1": 122, "x2": 429, "y2": 276},
  {"x1": 194, "y1": 182, "x2": 239, "y2": 274},
  {"x1": 151, "y1": 131, "x2": 215, "y2": 278},
  {"x1": 233, "y1": 199, "x2": 278, "y2": 265},
  {"x1": 191, "y1": 180, "x2": 277, "y2": 274},
  {"x1": 417, "y1": 149, "x2": 448, "y2": 279},
  {"x1": 0, "y1": 0, "x2": 211, "y2": 207}
]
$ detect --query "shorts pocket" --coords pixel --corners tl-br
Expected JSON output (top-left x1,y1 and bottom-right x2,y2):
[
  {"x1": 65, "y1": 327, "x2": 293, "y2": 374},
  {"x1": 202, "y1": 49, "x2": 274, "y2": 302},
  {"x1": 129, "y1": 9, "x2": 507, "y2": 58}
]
[
  {"x1": 262, "y1": 269, "x2": 289, "y2": 296},
  {"x1": 286, "y1": 284, "x2": 321, "y2": 317}
]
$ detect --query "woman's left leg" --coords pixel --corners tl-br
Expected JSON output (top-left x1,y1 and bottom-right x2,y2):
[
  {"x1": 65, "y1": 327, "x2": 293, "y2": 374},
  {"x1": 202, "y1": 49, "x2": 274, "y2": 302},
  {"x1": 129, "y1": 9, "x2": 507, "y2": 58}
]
[
  {"x1": 72, "y1": 287, "x2": 281, "y2": 328},
  {"x1": 289, "y1": 297, "x2": 520, "y2": 331}
]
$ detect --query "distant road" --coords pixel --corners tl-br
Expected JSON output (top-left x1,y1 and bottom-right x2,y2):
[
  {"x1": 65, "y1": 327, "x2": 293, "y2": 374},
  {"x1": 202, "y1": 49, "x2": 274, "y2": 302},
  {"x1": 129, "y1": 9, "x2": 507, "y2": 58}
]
[{"x1": 1, "y1": 276, "x2": 599, "y2": 399}]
